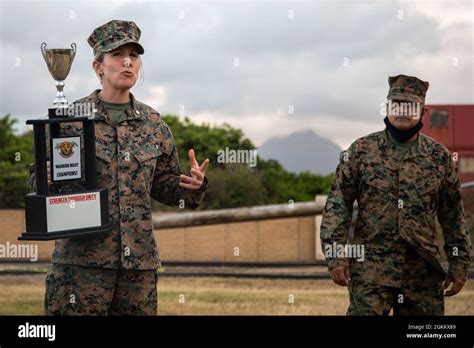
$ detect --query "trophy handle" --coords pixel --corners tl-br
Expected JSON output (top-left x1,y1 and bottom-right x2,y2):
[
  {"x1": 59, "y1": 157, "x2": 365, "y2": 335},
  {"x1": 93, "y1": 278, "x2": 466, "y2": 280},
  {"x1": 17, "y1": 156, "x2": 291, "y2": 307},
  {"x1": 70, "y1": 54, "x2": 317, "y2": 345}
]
[
  {"x1": 70, "y1": 43, "x2": 77, "y2": 60},
  {"x1": 40, "y1": 42, "x2": 48, "y2": 63}
]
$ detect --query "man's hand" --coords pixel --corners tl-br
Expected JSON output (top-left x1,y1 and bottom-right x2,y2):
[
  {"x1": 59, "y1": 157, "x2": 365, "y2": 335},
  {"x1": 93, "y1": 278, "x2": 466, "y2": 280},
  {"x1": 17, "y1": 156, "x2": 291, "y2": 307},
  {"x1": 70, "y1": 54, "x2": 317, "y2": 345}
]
[
  {"x1": 330, "y1": 265, "x2": 351, "y2": 286},
  {"x1": 179, "y1": 149, "x2": 209, "y2": 190},
  {"x1": 443, "y1": 276, "x2": 465, "y2": 297}
]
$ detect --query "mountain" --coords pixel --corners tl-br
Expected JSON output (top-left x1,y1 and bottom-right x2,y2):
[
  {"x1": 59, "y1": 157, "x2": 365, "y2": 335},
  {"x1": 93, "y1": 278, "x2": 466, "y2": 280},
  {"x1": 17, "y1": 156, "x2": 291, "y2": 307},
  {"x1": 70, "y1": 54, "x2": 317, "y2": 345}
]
[{"x1": 258, "y1": 130, "x2": 341, "y2": 175}]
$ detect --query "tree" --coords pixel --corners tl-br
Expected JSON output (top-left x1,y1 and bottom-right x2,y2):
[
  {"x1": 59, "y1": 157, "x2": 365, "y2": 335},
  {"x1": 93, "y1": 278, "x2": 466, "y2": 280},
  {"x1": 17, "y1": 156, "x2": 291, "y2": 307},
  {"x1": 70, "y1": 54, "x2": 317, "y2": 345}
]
[
  {"x1": 0, "y1": 115, "x2": 34, "y2": 208},
  {"x1": 0, "y1": 114, "x2": 334, "y2": 210},
  {"x1": 156, "y1": 115, "x2": 333, "y2": 210}
]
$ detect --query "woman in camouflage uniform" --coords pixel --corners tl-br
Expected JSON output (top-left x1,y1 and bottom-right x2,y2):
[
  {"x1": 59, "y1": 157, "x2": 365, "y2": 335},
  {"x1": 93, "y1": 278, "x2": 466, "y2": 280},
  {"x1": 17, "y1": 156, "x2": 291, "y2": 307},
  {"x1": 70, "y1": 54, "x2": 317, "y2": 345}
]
[{"x1": 29, "y1": 20, "x2": 209, "y2": 315}]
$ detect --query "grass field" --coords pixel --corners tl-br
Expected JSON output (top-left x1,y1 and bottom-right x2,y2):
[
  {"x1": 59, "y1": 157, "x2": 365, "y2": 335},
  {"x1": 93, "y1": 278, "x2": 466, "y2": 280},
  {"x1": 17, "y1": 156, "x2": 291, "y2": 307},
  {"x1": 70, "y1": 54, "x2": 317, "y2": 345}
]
[{"x1": 1, "y1": 274, "x2": 473, "y2": 315}]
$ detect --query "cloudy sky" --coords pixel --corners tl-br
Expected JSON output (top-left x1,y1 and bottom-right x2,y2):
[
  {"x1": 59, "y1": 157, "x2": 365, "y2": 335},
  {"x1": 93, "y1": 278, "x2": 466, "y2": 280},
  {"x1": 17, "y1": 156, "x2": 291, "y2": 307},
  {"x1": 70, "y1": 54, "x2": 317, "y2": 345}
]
[{"x1": 0, "y1": 0, "x2": 472, "y2": 149}]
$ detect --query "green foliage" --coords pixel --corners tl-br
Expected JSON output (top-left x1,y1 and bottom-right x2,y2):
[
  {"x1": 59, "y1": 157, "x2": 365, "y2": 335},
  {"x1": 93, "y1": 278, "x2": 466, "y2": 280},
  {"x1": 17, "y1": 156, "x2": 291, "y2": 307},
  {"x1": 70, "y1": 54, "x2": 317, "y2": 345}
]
[
  {"x1": 162, "y1": 116, "x2": 255, "y2": 171},
  {"x1": 1, "y1": 114, "x2": 333, "y2": 209},
  {"x1": 255, "y1": 159, "x2": 333, "y2": 205},
  {"x1": 158, "y1": 115, "x2": 333, "y2": 210},
  {"x1": 0, "y1": 115, "x2": 34, "y2": 208}
]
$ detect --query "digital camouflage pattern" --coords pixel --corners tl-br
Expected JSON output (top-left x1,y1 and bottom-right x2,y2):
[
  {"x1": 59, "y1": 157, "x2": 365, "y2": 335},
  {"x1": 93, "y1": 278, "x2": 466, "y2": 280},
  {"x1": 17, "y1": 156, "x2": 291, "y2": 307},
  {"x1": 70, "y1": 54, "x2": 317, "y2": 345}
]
[
  {"x1": 27, "y1": 20, "x2": 197, "y2": 316},
  {"x1": 320, "y1": 130, "x2": 471, "y2": 288},
  {"x1": 28, "y1": 90, "x2": 208, "y2": 270},
  {"x1": 45, "y1": 263, "x2": 158, "y2": 315},
  {"x1": 347, "y1": 246, "x2": 445, "y2": 315},
  {"x1": 387, "y1": 74, "x2": 429, "y2": 103},
  {"x1": 87, "y1": 20, "x2": 144, "y2": 58}
]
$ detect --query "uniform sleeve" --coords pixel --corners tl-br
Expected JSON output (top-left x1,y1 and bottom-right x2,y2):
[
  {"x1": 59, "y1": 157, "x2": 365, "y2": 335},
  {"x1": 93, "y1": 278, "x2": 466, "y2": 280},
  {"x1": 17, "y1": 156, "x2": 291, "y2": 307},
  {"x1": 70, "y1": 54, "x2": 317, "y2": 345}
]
[
  {"x1": 320, "y1": 145, "x2": 359, "y2": 270},
  {"x1": 26, "y1": 124, "x2": 51, "y2": 193},
  {"x1": 150, "y1": 124, "x2": 207, "y2": 210},
  {"x1": 27, "y1": 163, "x2": 36, "y2": 193},
  {"x1": 438, "y1": 154, "x2": 472, "y2": 282}
]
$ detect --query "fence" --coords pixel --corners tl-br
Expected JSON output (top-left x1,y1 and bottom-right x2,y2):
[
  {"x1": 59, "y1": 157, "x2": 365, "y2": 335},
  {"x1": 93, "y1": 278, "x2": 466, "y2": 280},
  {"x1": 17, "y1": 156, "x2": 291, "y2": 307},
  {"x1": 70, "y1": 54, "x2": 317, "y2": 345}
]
[{"x1": 0, "y1": 196, "x2": 328, "y2": 263}]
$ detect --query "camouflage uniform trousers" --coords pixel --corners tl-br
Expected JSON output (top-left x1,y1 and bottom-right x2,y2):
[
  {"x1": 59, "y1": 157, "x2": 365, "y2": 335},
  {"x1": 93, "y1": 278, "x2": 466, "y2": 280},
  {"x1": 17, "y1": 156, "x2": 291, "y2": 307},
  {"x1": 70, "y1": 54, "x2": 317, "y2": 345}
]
[
  {"x1": 347, "y1": 245, "x2": 446, "y2": 316},
  {"x1": 44, "y1": 263, "x2": 158, "y2": 315}
]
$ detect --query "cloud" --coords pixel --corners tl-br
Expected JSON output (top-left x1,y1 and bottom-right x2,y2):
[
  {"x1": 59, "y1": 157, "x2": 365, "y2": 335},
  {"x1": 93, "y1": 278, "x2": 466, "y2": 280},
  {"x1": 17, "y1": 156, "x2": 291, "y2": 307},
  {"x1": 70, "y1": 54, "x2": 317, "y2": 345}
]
[{"x1": 0, "y1": 0, "x2": 472, "y2": 149}]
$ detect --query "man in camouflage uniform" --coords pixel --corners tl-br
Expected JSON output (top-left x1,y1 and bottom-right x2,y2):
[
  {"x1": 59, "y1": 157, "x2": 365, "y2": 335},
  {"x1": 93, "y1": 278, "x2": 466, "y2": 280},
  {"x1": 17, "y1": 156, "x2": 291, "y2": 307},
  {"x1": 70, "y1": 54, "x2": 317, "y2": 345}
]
[
  {"x1": 320, "y1": 74, "x2": 471, "y2": 315},
  {"x1": 28, "y1": 20, "x2": 209, "y2": 315}
]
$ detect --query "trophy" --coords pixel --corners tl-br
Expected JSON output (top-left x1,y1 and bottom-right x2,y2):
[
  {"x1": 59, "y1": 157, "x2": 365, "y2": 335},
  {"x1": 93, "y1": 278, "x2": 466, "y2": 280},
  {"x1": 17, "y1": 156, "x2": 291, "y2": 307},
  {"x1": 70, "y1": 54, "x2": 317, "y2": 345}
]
[
  {"x1": 41, "y1": 42, "x2": 76, "y2": 109},
  {"x1": 19, "y1": 43, "x2": 114, "y2": 240}
]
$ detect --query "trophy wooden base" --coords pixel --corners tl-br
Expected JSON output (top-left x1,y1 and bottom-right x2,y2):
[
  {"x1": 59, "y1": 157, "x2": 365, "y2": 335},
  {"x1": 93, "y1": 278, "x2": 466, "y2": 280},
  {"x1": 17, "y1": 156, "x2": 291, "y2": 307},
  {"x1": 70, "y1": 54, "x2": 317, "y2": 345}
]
[{"x1": 19, "y1": 187, "x2": 114, "y2": 241}]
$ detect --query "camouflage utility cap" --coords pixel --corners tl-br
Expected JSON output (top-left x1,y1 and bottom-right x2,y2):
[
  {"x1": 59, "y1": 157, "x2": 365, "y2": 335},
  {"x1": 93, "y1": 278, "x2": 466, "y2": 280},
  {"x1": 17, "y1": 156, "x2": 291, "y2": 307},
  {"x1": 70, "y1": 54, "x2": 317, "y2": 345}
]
[
  {"x1": 88, "y1": 19, "x2": 144, "y2": 58},
  {"x1": 387, "y1": 74, "x2": 429, "y2": 103}
]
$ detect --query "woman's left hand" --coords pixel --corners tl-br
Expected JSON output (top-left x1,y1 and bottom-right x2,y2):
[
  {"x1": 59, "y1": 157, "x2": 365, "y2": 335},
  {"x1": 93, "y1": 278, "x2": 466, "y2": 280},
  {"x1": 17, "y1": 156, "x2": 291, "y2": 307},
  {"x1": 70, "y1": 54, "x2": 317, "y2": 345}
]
[{"x1": 179, "y1": 149, "x2": 209, "y2": 190}]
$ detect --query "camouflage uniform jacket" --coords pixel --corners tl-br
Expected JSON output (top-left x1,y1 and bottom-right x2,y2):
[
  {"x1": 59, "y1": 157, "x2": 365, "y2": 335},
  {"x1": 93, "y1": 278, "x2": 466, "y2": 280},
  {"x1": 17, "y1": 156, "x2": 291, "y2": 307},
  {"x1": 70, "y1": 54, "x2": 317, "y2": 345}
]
[
  {"x1": 28, "y1": 90, "x2": 208, "y2": 270},
  {"x1": 320, "y1": 130, "x2": 471, "y2": 286}
]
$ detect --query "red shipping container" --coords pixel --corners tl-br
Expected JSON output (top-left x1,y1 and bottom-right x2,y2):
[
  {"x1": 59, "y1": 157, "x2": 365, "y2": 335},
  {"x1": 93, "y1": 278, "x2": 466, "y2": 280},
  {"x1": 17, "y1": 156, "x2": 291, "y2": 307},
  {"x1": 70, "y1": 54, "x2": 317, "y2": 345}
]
[{"x1": 422, "y1": 105, "x2": 474, "y2": 183}]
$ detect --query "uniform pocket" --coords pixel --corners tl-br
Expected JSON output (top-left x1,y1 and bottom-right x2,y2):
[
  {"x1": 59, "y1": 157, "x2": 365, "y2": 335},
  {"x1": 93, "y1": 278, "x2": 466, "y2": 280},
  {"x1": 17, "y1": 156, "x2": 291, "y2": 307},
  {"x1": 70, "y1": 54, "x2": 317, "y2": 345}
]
[
  {"x1": 131, "y1": 144, "x2": 163, "y2": 190},
  {"x1": 362, "y1": 170, "x2": 394, "y2": 193},
  {"x1": 359, "y1": 166, "x2": 395, "y2": 214},
  {"x1": 414, "y1": 179, "x2": 439, "y2": 215},
  {"x1": 131, "y1": 143, "x2": 163, "y2": 162},
  {"x1": 357, "y1": 166, "x2": 397, "y2": 244},
  {"x1": 414, "y1": 180, "x2": 439, "y2": 239},
  {"x1": 95, "y1": 142, "x2": 115, "y2": 163},
  {"x1": 95, "y1": 142, "x2": 116, "y2": 187}
]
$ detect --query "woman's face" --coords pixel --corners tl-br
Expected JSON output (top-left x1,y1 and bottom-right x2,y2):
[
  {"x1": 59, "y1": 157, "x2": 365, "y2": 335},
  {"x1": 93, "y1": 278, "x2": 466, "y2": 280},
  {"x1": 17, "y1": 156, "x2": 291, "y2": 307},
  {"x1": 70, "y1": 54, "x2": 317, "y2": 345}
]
[{"x1": 96, "y1": 43, "x2": 140, "y2": 91}]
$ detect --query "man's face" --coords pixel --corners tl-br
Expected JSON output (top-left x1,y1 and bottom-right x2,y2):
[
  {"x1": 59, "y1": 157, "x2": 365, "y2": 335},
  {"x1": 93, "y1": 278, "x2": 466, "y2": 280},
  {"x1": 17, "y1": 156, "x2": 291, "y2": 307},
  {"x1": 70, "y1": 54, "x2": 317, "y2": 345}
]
[{"x1": 387, "y1": 99, "x2": 423, "y2": 131}]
